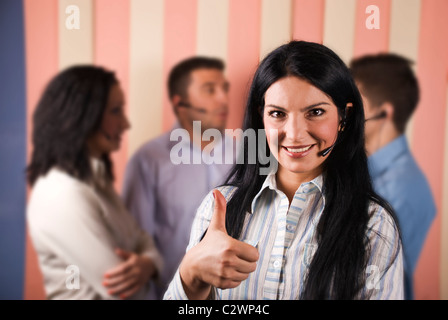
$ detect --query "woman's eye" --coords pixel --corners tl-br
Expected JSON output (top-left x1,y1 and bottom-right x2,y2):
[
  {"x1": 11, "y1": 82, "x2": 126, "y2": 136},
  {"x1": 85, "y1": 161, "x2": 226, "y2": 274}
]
[
  {"x1": 268, "y1": 110, "x2": 286, "y2": 118},
  {"x1": 308, "y1": 108, "x2": 325, "y2": 117}
]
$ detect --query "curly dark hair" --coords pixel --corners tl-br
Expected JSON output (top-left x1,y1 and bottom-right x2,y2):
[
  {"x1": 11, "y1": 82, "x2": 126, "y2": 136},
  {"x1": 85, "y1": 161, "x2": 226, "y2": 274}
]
[{"x1": 27, "y1": 65, "x2": 118, "y2": 186}]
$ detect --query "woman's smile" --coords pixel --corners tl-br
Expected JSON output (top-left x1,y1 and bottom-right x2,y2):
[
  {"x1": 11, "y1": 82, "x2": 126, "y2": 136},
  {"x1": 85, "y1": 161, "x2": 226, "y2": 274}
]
[{"x1": 281, "y1": 144, "x2": 315, "y2": 158}]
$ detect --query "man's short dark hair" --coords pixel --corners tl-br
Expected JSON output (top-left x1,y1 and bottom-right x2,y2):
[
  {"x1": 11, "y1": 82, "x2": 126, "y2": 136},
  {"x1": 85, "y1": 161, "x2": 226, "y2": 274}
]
[
  {"x1": 168, "y1": 56, "x2": 225, "y2": 100},
  {"x1": 350, "y1": 53, "x2": 419, "y2": 133}
]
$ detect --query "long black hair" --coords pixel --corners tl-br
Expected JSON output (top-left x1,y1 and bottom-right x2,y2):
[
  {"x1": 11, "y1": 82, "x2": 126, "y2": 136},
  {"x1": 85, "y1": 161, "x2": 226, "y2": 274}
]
[
  {"x1": 223, "y1": 41, "x2": 400, "y2": 299},
  {"x1": 27, "y1": 65, "x2": 118, "y2": 186}
]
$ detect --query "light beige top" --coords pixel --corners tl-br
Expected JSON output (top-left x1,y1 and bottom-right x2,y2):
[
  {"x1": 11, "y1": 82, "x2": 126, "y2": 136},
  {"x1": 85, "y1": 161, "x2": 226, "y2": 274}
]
[{"x1": 27, "y1": 158, "x2": 163, "y2": 300}]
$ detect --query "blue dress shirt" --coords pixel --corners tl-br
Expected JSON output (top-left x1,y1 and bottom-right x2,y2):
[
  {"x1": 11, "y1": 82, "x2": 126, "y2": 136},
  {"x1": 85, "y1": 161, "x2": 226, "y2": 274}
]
[
  {"x1": 122, "y1": 125, "x2": 234, "y2": 299},
  {"x1": 368, "y1": 135, "x2": 436, "y2": 299}
]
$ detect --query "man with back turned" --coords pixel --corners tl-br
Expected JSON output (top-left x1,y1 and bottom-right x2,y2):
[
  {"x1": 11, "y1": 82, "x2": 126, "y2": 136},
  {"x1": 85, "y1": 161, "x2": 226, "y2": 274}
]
[{"x1": 350, "y1": 53, "x2": 436, "y2": 299}]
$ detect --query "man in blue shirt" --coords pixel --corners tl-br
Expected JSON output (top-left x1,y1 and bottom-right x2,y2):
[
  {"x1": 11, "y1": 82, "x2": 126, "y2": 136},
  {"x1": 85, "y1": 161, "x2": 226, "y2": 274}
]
[
  {"x1": 122, "y1": 57, "x2": 235, "y2": 299},
  {"x1": 350, "y1": 54, "x2": 436, "y2": 299}
]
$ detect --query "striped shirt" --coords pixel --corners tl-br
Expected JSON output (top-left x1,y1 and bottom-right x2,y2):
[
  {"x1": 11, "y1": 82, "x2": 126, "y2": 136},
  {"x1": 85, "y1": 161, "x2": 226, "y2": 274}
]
[{"x1": 164, "y1": 172, "x2": 404, "y2": 300}]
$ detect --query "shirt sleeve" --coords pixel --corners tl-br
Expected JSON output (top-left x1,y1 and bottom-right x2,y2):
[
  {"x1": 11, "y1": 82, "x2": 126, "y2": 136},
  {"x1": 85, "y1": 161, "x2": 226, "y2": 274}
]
[
  {"x1": 122, "y1": 151, "x2": 157, "y2": 236},
  {"x1": 28, "y1": 182, "x2": 126, "y2": 299},
  {"x1": 362, "y1": 204, "x2": 404, "y2": 300},
  {"x1": 163, "y1": 186, "x2": 236, "y2": 300}
]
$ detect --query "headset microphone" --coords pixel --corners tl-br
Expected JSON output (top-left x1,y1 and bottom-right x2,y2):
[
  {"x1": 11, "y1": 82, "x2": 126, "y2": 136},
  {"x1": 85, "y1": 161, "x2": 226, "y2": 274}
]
[
  {"x1": 365, "y1": 111, "x2": 387, "y2": 122},
  {"x1": 320, "y1": 112, "x2": 346, "y2": 157},
  {"x1": 320, "y1": 144, "x2": 335, "y2": 157},
  {"x1": 319, "y1": 102, "x2": 353, "y2": 157},
  {"x1": 178, "y1": 102, "x2": 207, "y2": 114}
]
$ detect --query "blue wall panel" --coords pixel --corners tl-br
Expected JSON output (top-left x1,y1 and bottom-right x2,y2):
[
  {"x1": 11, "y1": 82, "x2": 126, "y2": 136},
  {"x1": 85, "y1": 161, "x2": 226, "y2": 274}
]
[{"x1": 0, "y1": 0, "x2": 27, "y2": 299}]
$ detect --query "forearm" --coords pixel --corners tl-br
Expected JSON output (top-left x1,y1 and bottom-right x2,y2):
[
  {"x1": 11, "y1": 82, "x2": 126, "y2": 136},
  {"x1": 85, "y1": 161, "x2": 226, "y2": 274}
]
[{"x1": 179, "y1": 254, "x2": 212, "y2": 300}]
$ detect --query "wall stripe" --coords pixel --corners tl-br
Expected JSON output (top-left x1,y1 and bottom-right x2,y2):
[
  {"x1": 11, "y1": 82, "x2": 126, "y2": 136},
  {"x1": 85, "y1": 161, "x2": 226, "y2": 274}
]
[
  {"x1": 94, "y1": 0, "x2": 130, "y2": 191},
  {"x1": 441, "y1": 83, "x2": 448, "y2": 300},
  {"x1": 389, "y1": 0, "x2": 421, "y2": 60},
  {"x1": 162, "y1": 0, "x2": 198, "y2": 132},
  {"x1": 0, "y1": 0, "x2": 26, "y2": 300},
  {"x1": 353, "y1": 0, "x2": 391, "y2": 58},
  {"x1": 413, "y1": 0, "x2": 448, "y2": 300},
  {"x1": 323, "y1": 0, "x2": 357, "y2": 65},
  {"x1": 5, "y1": 0, "x2": 447, "y2": 299},
  {"x1": 129, "y1": 0, "x2": 164, "y2": 156},
  {"x1": 197, "y1": 0, "x2": 229, "y2": 62},
  {"x1": 58, "y1": 0, "x2": 93, "y2": 70},
  {"x1": 226, "y1": 0, "x2": 261, "y2": 130},
  {"x1": 292, "y1": 0, "x2": 324, "y2": 43},
  {"x1": 24, "y1": 0, "x2": 59, "y2": 300},
  {"x1": 260, "y1": 0, "x2": 292, "y2": 61},
  {"x1": 388, "y1": 0, "x2": 421, "y2": 148}
]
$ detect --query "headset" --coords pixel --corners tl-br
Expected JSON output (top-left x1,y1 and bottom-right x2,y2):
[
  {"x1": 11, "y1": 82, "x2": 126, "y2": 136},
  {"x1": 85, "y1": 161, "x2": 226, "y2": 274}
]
[
  {"x1": 365, "y1": 110, "x2": 387, "y2": 122},
  {"x1": 319, "y1": 103, "x2": 352, "y2": 157},
  {"x1": 177, "y1": 102, "x2": 208, "y2": 114}
]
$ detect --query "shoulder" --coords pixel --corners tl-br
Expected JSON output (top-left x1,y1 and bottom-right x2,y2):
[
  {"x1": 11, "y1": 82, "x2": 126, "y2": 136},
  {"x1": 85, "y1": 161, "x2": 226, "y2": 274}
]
[
  {"x1": 381, "y1": 149, "x2": 431, "y2": 193},
  {"x1": 195, "y1": 186, "x2": 238, "y2": 219},
  {"x1": 366, "y1": 201, "x2": 401, "y2": 247},
  {"x1": 131, "y1": 132, "x2": 171, "y2": 163},
  {"x1": 27, "y1": 168, "x2": 99, "y2": 225},
  {"x1": 187, "y1": 186, "x2": 238, "y2": 248},
  {"x1": 375, "y1": 153, "x2": 436, "y2": 218},
  {"x1": 125, "y1": 133, "x2": 172, "y2": 179},
  {"x1": 216, "y1": 185, "x2": 238, "y2": 201},
  {"x1": 29, "y1": 168, "x2": 93, "y2": 199}
]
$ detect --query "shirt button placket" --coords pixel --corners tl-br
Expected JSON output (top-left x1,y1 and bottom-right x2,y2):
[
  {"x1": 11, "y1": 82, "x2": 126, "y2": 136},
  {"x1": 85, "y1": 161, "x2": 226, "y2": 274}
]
[{"x1": 273, "y1": 259, "x2": 281, "y2": 269}]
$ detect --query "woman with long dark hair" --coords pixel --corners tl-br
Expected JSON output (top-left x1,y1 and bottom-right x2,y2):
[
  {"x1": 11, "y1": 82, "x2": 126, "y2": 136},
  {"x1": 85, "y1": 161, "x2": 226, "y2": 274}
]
[
  {"x1": 164, "y1": 41, "x2": 403, "y2": 300},
  {"x1": 27, "y1": 66, "x2": 162, "y2": 299}
]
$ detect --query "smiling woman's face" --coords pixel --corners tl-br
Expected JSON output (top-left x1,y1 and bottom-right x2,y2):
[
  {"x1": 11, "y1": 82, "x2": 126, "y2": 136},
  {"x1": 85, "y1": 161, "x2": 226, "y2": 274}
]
[{"x1": 263, "y1": 76, "x2": 341, "y2": 181}]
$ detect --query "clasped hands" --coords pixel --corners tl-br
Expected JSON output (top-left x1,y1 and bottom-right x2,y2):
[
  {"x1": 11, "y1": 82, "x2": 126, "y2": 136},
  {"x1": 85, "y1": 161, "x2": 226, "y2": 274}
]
[{"x1": 102, "y1": 248, "x2": 157, "y2": 299}]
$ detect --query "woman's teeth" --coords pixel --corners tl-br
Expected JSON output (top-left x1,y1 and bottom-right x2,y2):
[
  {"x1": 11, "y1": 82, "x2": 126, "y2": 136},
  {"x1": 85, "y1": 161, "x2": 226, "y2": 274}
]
[{"x1": 286, "y1": 145, "x2": 312, "y2": 153}]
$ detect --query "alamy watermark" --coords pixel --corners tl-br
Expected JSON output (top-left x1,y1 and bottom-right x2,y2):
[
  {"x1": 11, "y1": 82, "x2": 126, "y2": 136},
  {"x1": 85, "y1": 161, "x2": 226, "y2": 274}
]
[
  {"x1": 63, "y1": 4, "x2": 380, "y2": 31},
  {"x1": 366, "y1": 5, "x2": 380, "y2": 30},
  {"x1": 366, "y1": 264, "x2": 381, "y2": 290},
  {"x1": 65, "y1": 5, "x2": 80, "y2": 30},
  {"x1": 65, "y1": 264, "x2": 80, "y2": 290},
  {"x1": 169, "y1": 121, "x2": 278, "y2": 175}
]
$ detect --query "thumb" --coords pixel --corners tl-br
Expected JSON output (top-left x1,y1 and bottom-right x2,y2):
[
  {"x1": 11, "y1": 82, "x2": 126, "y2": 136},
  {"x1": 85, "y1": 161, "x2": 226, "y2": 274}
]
[{"x1": 209, "y1": 189, "x2": 228, "y2": 233}]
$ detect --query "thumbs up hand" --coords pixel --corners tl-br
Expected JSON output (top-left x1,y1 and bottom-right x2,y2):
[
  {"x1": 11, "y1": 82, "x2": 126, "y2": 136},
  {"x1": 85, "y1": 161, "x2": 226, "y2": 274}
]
[
  {"x1": 209, "y1": 188, "x2": 230, "y2": 233},
  {"x1": 179, "y1": 189, "x2": 259, "y2": 300}
]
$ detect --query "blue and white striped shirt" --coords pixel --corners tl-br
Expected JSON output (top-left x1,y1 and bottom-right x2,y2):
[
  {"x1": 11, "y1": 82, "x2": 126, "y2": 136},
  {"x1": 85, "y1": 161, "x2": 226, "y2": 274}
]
[{"x1": 164, "y1": 172, "x2": 404, "y2": 300}]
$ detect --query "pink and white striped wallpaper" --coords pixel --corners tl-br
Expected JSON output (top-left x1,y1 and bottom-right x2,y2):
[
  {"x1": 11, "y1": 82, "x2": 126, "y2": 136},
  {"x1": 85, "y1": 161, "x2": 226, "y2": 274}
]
[{"x1": 23, "y1": 0, "x2": 448, "y2": 299}]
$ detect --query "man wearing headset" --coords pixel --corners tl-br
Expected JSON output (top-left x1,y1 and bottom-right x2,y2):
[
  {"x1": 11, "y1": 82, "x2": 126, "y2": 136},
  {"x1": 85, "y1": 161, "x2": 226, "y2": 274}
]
[
  {"x1": 350, "y1": 53, "x2": 436, "y2": 300},
  {"x1": 122, "y1": 56, "x2": 234, "y2": 299}
]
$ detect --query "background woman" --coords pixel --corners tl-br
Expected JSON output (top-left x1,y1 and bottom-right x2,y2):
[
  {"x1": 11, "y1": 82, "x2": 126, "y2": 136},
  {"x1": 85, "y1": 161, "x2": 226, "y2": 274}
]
[
  {"x1": 164, "y1": 41, "x2": 403, "y2": 300},
  {"x1": 27, "y1": 66, "x2": 162, "y2": 299}
]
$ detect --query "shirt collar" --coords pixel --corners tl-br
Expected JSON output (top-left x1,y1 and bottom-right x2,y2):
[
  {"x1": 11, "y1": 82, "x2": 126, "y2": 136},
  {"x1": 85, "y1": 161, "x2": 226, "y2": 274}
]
[
  {"x1": 368, "y1": 135, "x2": 408, "y2": 178},
  {"x1": 250, "y1": 170, "x2": 324, "y2": 213}
]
